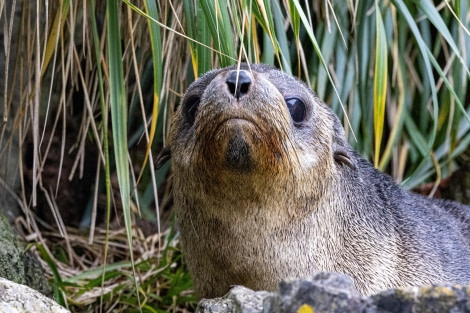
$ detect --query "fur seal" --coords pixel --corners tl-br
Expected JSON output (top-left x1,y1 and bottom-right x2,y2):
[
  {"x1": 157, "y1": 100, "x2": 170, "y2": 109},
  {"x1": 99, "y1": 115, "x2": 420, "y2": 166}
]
[{"x1": 158, "y1": 63, "x2": 470, "y2": 298}]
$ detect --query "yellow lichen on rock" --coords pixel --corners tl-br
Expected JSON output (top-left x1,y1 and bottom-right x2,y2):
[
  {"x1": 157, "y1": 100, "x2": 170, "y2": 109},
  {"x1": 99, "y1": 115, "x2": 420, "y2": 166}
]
[
  {"x1": 297, "y1": 304, "x2": 314, "y2": 313},
  {"x1": 420, "y1": 286, "x2": 456, "y2": 298}
]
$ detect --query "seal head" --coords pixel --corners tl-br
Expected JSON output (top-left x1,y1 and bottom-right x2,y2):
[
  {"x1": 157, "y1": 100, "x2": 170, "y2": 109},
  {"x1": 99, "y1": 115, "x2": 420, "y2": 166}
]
[{"x1": 168, "y1": 64, "x2": 353, "y2": 202}]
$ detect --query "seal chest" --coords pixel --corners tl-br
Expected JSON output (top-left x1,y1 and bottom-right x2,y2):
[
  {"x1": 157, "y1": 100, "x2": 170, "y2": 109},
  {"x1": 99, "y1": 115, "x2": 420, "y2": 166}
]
[{"x1": 164, "y1": 63, "x2": 470, "y2": 298}]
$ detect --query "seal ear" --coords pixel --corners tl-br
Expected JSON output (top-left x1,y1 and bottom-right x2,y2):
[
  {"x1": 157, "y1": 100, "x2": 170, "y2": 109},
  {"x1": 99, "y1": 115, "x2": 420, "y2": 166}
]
[
  {"x1": 330, "y1": 113, "x2": 356, "y2": 170},
  {"x1": 156, "y1": 146, "x2": 171, "y2": 169},
  {"x1": 333, "y1": 144, "x2": 356, "y2": 170}
]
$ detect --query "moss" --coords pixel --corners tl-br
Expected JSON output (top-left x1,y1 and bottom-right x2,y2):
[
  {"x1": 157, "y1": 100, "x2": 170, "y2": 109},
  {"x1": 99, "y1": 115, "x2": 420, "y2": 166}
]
[{"x1": 0, "y1": 214, "x2": 52, "y2": 297}]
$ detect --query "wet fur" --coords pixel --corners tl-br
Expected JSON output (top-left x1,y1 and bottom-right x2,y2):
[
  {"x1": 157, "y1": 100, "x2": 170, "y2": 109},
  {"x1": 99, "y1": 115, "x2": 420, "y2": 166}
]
[{"x1": 163, "y1": 64, "x2": 470, "y2": 298}]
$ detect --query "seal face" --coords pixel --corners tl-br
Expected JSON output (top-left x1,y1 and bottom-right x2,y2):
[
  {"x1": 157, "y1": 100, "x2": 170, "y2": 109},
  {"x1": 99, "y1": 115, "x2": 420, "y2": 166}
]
[
  {"x1": 165, "y1": 63, "x2": 470, "y2": 299},
  {"x1": 171, "y1": 64, "x2": 337, "y2": 193}
]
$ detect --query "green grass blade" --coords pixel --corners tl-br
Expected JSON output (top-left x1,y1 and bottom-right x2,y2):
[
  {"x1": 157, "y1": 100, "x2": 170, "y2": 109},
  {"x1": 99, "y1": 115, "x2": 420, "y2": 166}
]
[
  {"x1": 404, "y1": 115, "x2": 429, "y2": 157},
  {"x1": 182, "y1": 0, "x2": 198, "y2": 75},
  {"x1": 261, "y1": 31, "x2": 275, "y2": 65},
  {"x1": 124, "y1": 1, "x2": 236, "y2": 70},
  {"x1": 378, "y1": 49, "x2": 406, "y2": 171},
  {"x1": 195, "y1": 2, "x2": 213, "y2": 75},
  {"x1": 417, "y1": 0, "x2": 470, "y2": 78},
  {"x1": 89, "y1": 0, "x2": 113, "y2": 308},
  {"x1": 288, "y1": 0, "x2": 300, "y2": 37},
  {"x1": 394, "y1": 0, "x2": 439, "y2": 185},
  {"x1": 393, "y1": 0, "x2": 437, "y2": 125},
  {"x1": 183, "y1": 0, "x2": 212, "y2": 76},
  {"x1": 139, "y1": 0, "x2": 163, "y2": 245},
  {"x1": 272, "y1": 0, "x2": 291, "y2": 72},
  {"x1": 373, "y1": 2, "x2": 388, "y2": 167},
  {"x1": 316, "y1": 24, "x2": 337, "y2": 100},
  {"x1": 36, "y1": 244, "x2": 67, "y2": 306},
  {"x1": 199, "y1": 0, "x2": 236, "y2": 67},
  {"x1": 291, "y1": 0, "x2": 356, "y2": 141},
  {"x1": 252, "y1": 0, "x2": 280, "y2": 58},
  {"x1": 426, "y1": 47, "x2": 470, "y2": 125},
  {"x1": 106, "y1": 0, "x2": 140, "y2": 306},
  {"x1": 144, "y1": 0, "x2": 162, "y2": 106}
]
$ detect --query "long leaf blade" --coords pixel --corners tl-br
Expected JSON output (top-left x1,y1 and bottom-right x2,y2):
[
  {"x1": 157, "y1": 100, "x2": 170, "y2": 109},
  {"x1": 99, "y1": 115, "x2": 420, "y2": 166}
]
[
  {"x1": 106, "y1": 0, "x2": 140, "y2": 305},
  {"x1": 374, "y1": 3, "x2": 388, "y2": 167}
]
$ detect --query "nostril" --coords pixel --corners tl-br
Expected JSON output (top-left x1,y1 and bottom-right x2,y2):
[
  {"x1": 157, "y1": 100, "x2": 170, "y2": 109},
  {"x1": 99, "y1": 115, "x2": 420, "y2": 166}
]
[
  {"x1": 225, "y1": 70, "x2": 252, "y2": 100},
  {"x1": 227, "y1": 81, "x2": 236, "y2": 95},
  {"x1": 239, "y1": 82, "x2": 250, "y2": 95}
]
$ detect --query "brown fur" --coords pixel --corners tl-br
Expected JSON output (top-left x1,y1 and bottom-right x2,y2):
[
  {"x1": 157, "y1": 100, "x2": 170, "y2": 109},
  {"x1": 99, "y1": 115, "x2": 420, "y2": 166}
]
[{"x1": 161, "y1": 64, "x2": 470, "y2": 298}]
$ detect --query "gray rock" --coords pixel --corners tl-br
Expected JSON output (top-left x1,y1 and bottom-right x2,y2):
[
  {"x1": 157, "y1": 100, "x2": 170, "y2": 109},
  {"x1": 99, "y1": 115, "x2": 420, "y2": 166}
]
[
  {"x1": 370, "y1": 285, "x2": 470, "y2": 313},
  {"x1": 0, "y1": 214, "x2": 52, "y2": 297},
  {"x1": 229, "y1": 286, "x2": 273, "y2": 313},
  {"x1": 196, "y1": 272, "x2": 470, "y2": 313},
  {"x1": 197, "y1": 296, "x2": 234, "y2": 313},
  {"x1": 198, "y1": 286, "x2": 273, "y2": 313},
  {"x1": 274, "y1": 272, "x2": 366, "y2": 313},
  {"x1": 0, "y1": 277, "x2": 69, "y2": 313}
]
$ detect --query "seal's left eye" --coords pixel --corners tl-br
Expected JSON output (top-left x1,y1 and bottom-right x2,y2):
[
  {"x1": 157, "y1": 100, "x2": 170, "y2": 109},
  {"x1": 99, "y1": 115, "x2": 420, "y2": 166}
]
[
  {"x1": 183, "y1": 96, "x2": 200, "y2": 125},
  {"x1": 285, "y1": 97, "x2": 306, "y2": 124}
]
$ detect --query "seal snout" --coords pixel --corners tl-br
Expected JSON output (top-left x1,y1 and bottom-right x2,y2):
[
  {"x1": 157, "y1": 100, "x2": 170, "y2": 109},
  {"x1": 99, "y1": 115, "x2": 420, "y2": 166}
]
[{"x1": 225, "y1": 70, "x2": 252, "y2": 100}]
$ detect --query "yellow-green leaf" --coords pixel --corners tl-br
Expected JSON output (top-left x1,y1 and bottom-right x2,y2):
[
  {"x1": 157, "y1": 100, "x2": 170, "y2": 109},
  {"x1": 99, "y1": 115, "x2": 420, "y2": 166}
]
[{"x1": 373, "y1": 2, "x2": 387, "y2": 168}]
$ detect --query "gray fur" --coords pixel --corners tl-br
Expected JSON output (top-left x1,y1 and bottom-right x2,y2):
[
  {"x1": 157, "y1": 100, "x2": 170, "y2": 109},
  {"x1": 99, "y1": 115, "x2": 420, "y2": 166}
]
[{"x1": 166, "y1": 64, "x2": 470, "y2": 298}]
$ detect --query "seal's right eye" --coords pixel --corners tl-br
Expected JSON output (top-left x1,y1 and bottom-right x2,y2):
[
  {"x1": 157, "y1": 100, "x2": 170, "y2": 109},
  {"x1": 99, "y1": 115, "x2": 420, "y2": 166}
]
[
  {"x1": 285, "y1": 97, "x2": 306, "y2": 125},
  {"x1": 183, "y1": 96, "x2": 200, "y2": 125}
]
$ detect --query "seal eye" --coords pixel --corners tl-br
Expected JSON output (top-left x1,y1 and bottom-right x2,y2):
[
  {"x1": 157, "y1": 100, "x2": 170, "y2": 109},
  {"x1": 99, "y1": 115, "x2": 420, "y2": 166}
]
[
  {"x1": 285, "y1": 97, "x2": 306, "y2": 124},
  {"x1": 183, "y1": 96, "x2": 200, "y2": 125}
]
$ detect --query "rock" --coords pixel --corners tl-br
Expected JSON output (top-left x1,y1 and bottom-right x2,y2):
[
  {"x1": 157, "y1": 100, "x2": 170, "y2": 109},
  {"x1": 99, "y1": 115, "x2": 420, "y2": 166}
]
[
  {"x1": 371, "y1": 285, "x2": 470, "y2": 313},
  {"x1": 197, "y1": 296, "x2": 234, "y2": 313},
  {"x1": 0, "y1": 277, "x2": 69, "y2": 313},
  {"x1": 195, "y1": 272, "x2": 470, "y2": 313},
  {"x1": 229, "y1": 286, "x2": 273, "y2": 313},
  {"x1": 274, "y1": 272, "x2": 366, "y2": 313},
  {"x1": 0, "y1": 214, "x2": 52, "y2": 297},
  {"x1": 197, "y1": 286, "x2": 272, "y2": 313}
]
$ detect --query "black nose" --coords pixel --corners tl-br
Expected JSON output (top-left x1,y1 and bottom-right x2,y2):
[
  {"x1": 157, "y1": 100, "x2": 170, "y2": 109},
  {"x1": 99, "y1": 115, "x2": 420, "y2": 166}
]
[{"x1": 225, "y1": 70, "x2": 252, "y2": 100}]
